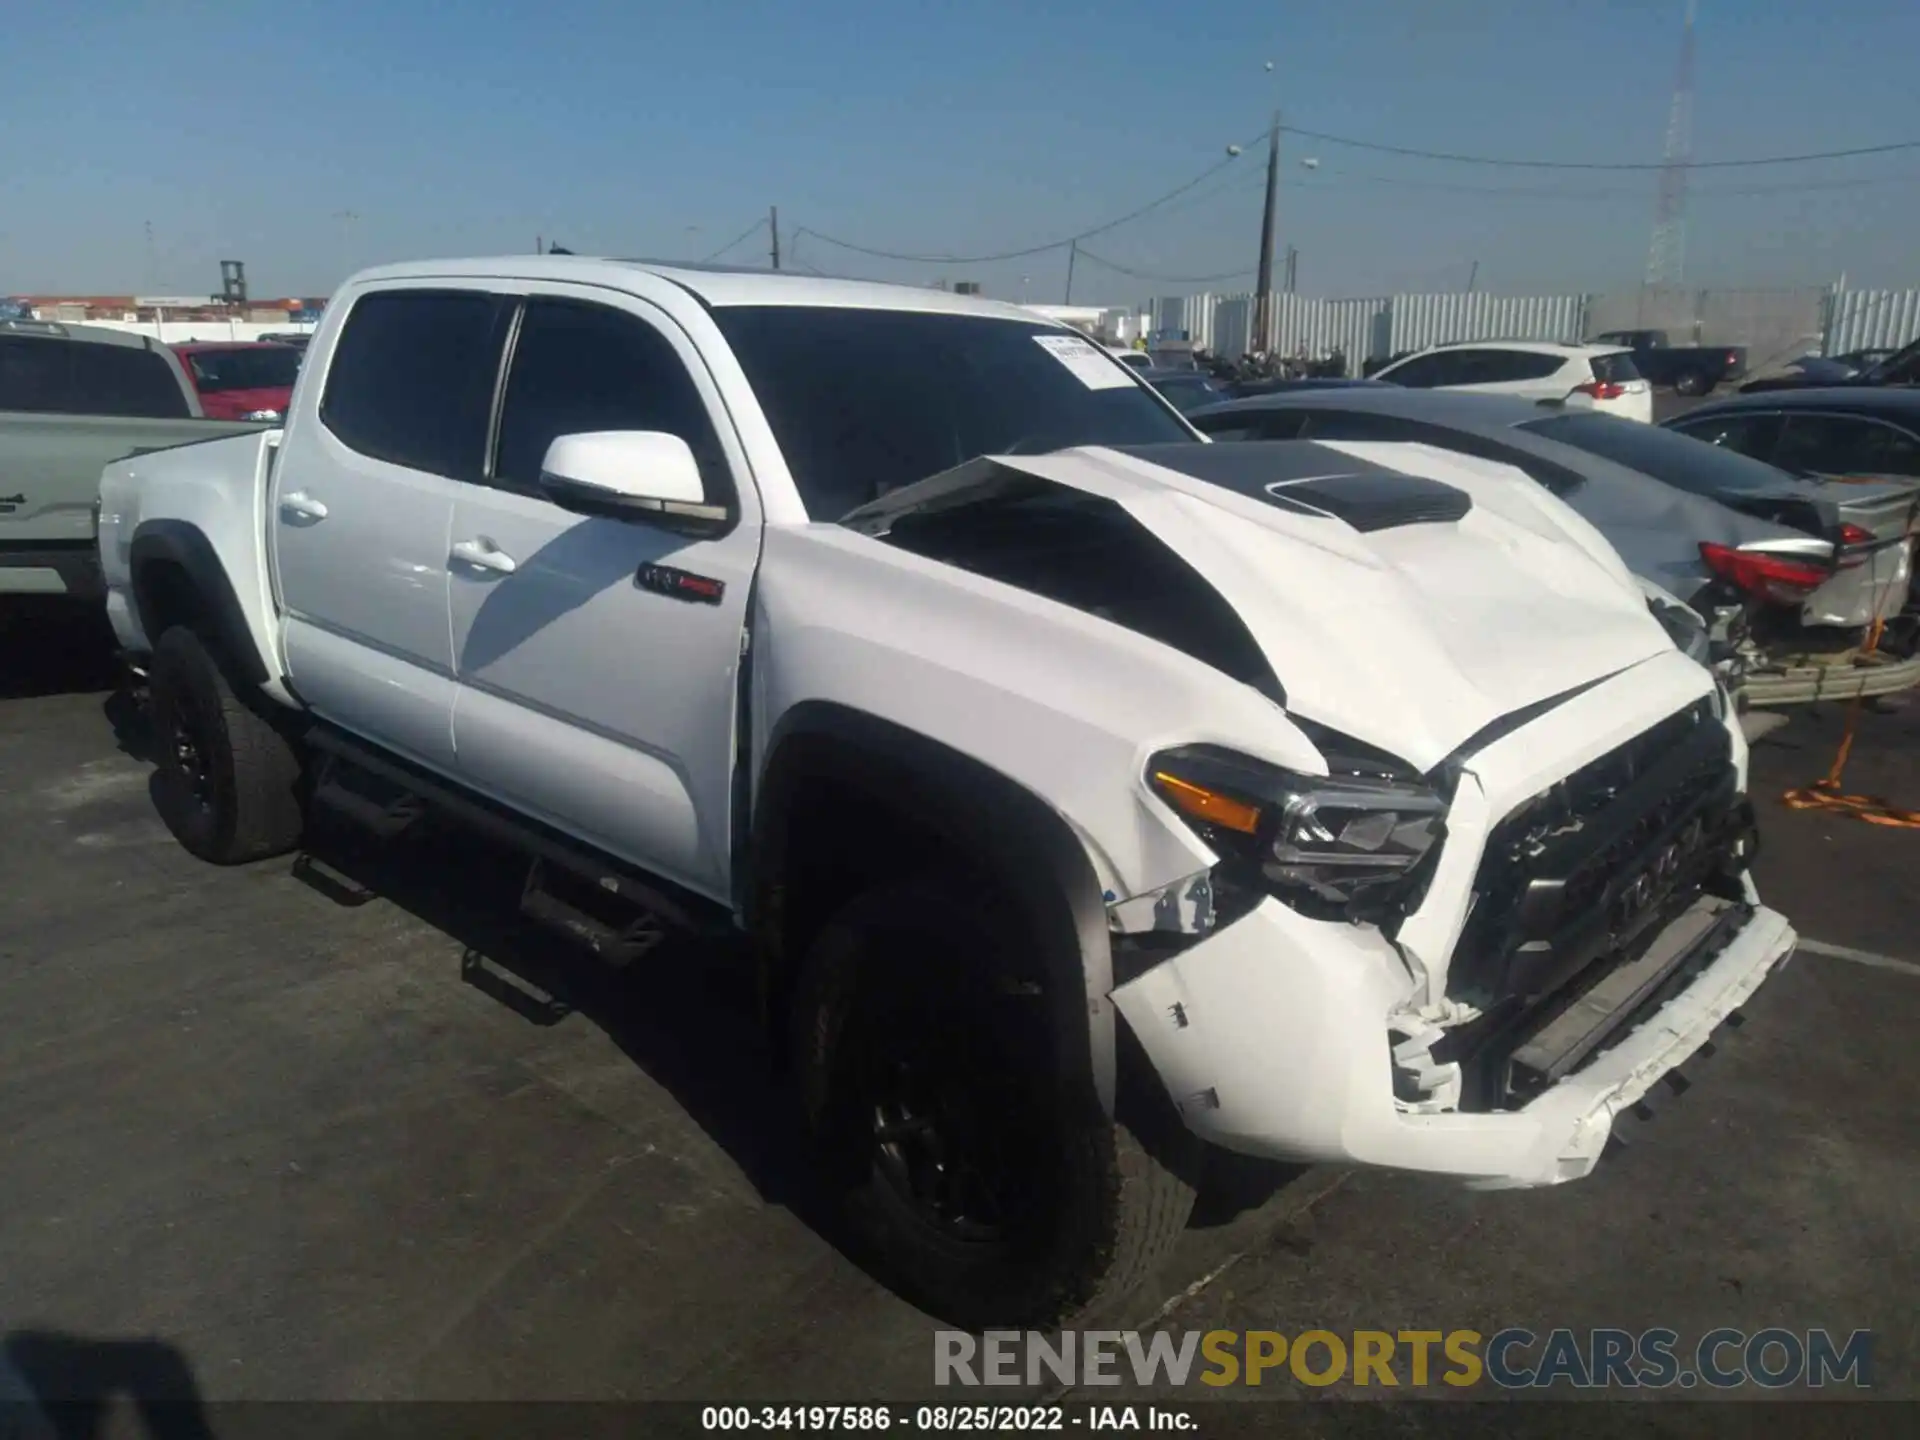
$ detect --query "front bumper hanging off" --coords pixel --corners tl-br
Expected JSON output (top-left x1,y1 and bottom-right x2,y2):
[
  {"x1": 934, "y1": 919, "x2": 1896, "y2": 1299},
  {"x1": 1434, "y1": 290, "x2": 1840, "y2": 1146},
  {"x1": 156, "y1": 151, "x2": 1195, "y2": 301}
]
[
  {"x1": 1113, "y1": 892, "x2": 1793, "y2": 1188},
  {"x1": 1111, "y1": 653, "x2": 1799, "y2": 1191}
]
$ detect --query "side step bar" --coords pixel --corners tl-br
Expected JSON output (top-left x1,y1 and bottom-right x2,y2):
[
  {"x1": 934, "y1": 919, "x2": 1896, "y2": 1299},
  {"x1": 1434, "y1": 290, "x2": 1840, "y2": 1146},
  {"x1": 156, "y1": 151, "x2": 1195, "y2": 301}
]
[{"x1": 303, "y1": 726, "x2": 730, "y2": 947}]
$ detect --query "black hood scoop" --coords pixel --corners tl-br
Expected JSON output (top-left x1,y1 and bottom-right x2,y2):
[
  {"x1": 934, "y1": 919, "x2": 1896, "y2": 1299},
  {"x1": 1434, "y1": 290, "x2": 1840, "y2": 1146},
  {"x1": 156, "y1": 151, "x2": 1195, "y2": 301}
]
[{"x1": 1112, "y1": 441, "x2": 1473, "y2": 533}]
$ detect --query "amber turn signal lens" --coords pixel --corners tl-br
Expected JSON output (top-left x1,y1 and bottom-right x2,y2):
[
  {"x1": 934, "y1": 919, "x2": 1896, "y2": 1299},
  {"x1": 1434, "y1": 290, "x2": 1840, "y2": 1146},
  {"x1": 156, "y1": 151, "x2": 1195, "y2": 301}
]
[{"x1": 1151, "y1": 771, "x2": 1263, "y2": 834}]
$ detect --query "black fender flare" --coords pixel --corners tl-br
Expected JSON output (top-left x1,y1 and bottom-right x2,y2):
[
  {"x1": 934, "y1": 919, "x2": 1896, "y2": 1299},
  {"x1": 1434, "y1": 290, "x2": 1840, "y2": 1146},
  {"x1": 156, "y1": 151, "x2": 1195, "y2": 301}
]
[
  {"x1": 127, "y1": 519, "x2": 270, "y2": 685},
  {"x1": 749, "y1": 700, "x2": 1120, "y2": 1119}
]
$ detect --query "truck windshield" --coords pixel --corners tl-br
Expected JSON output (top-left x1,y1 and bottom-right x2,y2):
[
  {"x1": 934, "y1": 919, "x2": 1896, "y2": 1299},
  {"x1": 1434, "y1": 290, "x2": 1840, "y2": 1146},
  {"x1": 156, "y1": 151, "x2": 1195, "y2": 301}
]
[
  {"x1": 183, "y1": 346, "x2": 301, "y2": 393},
  {"x1": 709, "y1": 306, "x2": 1194, "y2": 519}
]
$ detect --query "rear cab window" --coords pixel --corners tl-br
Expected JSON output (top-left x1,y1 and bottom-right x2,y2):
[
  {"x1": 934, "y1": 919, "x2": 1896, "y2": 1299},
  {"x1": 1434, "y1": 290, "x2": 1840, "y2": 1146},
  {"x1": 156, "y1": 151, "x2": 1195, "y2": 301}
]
[
  {"x1": 709, "y1": 308, "x2": 1193, "y2": 519},
  {"x1": 319, "y1": 290, "x2": 513, "y2": 481},
  {"x1": 0, "y1": 336, "x2": 190, "y2": 418}
]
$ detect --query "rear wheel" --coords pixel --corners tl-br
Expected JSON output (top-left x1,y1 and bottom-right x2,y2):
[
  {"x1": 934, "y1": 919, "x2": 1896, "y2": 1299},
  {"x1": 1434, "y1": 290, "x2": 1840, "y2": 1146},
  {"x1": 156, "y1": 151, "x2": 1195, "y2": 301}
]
[
  {"x1": 791, "y1": 879, "x2": 1195, "y2": 1328},
  {"x1": 1673, "y1": 369, "x2": 1709, "y2": 397},
  {"x1": 149, "y1": 626, "x2": 304, "y2": 864}
]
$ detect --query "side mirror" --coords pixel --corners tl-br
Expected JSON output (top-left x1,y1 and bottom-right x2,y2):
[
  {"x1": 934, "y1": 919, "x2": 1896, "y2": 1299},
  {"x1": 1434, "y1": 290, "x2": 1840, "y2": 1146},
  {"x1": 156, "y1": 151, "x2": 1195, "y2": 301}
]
[{"x1": 538, "y1": 431, "x2": 729, "y2": 533}]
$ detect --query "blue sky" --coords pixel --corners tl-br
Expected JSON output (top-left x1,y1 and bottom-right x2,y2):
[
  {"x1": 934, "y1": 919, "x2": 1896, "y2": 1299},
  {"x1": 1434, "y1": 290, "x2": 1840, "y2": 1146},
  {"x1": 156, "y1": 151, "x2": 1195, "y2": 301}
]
[{"x1": 3, "y1": 0, "x2": 1916, "y2": 303}]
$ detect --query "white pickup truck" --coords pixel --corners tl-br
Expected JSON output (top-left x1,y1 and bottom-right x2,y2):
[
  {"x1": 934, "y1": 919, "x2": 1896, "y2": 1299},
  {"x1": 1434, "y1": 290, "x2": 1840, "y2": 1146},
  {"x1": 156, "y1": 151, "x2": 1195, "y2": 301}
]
[{"x1": 97, "y1": 257, "x2": 1797, "y2": 1327}]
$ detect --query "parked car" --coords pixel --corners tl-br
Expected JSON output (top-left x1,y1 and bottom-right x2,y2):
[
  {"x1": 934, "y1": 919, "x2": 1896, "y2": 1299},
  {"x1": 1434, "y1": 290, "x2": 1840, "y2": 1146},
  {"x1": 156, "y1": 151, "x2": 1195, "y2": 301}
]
[
  {"x1": 1739, "y1": 337, "x2": 1920, "y2": 394},
  {"x1": 1829, "y1": 347, "x2": 1899, "y2": 374},
  {"x1": 1372, "y1": 341, "x2": 1654, "y2": 423},
  {"x1": 1137, "y1": 368, "x2": 1226, "y2": 413},
  {"x1": 1666, "y1": 387, "x2": 1920, "y2": 637},
  {"x1": 1588, "y1": 329, "x2": 1747, "y2": 397},
  {"x1": 1222, "y1": 376, "x2": 1391, "y2": 400},
  {"x1": 1107, "y1": 347, "x2": 1154, "y2": 373},
  {"x1": 1188, "y1": 387, "x2": 1919, "y2": 706},
  {"x1": 170, "y1": 341, "x2": 302, "y2": 422},
  {"x1": 0, "y1": 319, "x2": 267, "y2": 600},
  {"x1": 1739, "y1": 354, "x2": 1857, "y2": 393},
  {"x1": 1361, "y1": 349, "x2": 1416, "y2": 377},
  {"x1": 99, "y1": 255, "x2": 1795, "y2": 1325}
]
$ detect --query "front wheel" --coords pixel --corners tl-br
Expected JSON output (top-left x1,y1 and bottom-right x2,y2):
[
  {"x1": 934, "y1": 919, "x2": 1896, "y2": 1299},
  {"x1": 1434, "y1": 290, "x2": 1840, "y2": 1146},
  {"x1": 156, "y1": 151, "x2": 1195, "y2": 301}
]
[
  {"x1": 791, "y1": 879, "x2": 1196, "y2": 1328},
  {"x1": 148, "y1": 626, "x2": 305, "y2": 864}
]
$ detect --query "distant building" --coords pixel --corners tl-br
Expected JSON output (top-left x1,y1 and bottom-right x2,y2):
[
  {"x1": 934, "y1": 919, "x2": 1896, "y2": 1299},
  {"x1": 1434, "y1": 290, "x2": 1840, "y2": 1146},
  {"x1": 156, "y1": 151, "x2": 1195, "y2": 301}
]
[{"x1": 19, "y1": 294, "x2": 321, "y2": 324}]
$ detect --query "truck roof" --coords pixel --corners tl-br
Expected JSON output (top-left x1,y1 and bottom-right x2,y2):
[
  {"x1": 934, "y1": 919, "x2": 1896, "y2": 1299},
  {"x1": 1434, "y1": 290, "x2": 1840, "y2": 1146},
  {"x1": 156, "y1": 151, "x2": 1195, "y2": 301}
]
[
  {"x1": 345, "y1": 255, "x2": 1050, "y2": 321},
  {"x1": 0, "y1": 317, "x2": 174, "y2": 352}
]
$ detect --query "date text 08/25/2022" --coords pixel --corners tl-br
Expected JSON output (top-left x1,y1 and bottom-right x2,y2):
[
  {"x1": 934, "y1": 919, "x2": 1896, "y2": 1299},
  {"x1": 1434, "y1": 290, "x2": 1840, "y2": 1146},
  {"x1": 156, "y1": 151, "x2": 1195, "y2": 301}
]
[{"x1": 701, "y1": 1406, "x2": 1192, "y2": 1431}]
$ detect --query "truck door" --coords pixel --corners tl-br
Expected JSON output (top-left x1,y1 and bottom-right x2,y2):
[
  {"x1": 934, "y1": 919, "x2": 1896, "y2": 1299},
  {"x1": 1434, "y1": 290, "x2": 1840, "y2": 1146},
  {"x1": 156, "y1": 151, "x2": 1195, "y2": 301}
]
[
  {"x1": 445, "y1": 291, "x2": 761, "y2": 904},
  {"x1": 270, "y1": 287, "x2": 513, "y2": 773}
]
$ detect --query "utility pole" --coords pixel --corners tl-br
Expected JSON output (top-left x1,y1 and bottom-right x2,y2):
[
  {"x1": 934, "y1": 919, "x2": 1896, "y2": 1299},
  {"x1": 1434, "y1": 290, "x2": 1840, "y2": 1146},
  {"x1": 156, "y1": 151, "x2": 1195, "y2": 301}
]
[
  {"x1": 1064, "y1": 239, "x2": 1078, "y2": 304},
  {"x1": 770, "y1": 206, "x2": 781, "y2": 270},
  {"x1": 1254, "y1": 111, "x2": 1280, "y2": 352},
  {"x1": 1466, "y1": 259, "x2": 1479, "y2": 293}
]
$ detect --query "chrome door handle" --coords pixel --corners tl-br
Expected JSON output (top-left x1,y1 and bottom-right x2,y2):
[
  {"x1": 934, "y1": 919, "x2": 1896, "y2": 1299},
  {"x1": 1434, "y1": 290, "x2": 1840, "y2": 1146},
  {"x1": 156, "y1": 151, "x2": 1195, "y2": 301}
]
[
  {"x1": 450, "y1": 538, "x2": 517, "y2": 574},
  {"x1": 280, "y1": 491, "x2": 328, "y2": 520}
]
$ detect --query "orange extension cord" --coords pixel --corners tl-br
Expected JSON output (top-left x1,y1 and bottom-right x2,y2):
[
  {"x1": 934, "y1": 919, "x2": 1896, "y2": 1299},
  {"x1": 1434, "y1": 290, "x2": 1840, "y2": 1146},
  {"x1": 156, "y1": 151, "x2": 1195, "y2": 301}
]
[{"x1": 1779, "y1": 517, "x2": 1920, "y2": 829}]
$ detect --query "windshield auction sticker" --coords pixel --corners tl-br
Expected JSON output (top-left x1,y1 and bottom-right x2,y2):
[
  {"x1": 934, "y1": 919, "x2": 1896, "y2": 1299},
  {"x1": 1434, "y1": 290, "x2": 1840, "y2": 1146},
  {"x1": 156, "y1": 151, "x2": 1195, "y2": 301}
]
[{"x1": 1033, "y1": 334, "x2": 1138, "y2": 390}]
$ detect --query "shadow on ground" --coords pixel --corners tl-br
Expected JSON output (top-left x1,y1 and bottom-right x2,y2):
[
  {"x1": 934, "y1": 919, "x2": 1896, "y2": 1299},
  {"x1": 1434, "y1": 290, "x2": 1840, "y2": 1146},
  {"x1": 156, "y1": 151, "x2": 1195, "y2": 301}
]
[
  {"x1": 94, "y1": 678, "x2": 1314, "y2": 1330},
  {"x1": 0, "y1": 602, "x2": 119, "y2": 702},
  {"x1": 2, "y1": 1331, "x2": 214, "y2": 1440}
]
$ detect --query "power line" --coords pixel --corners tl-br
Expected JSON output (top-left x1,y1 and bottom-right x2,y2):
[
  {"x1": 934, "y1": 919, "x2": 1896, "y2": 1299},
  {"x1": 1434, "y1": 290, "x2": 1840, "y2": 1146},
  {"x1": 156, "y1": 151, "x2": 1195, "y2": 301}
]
[
  {"x1": 797, "y1": 128, "x2": 1269, "y2": 265},
  {"x1": 702, "y1": 217, "x2": 767, "y2": 263},
  {"x1": 1290, "y1": 170, "x2": 1920, "y2": 201},
  {"x1": 1073, "y1": 245, "x2": 1254, "y2": 285},
  {"x1": 1279, "y1": 123, "x2": 1920, "y2": 172}
]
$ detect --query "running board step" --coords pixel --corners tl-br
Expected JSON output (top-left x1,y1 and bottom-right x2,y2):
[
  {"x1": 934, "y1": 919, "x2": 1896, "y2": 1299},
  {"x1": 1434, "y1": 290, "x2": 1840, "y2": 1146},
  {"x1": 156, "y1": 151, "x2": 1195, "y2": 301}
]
[
  {"x1": 518, "y1": 857, "x2": 669, "y2": 968},
  {"x1": 310, "y1": 757, "x2": 426, "y2": 838}
]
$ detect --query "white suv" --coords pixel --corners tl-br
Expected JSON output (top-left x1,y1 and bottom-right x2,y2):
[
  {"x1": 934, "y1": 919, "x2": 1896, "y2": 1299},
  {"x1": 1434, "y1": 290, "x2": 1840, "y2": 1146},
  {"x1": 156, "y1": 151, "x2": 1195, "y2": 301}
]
[{"x1": 1376, "y1": 341, "x2": 1654, "y2": 423}]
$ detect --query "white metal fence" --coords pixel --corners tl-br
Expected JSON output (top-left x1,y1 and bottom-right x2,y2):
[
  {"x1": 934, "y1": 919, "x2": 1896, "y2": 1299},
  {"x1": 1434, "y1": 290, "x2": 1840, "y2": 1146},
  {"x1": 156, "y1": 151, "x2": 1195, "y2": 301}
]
[{"x1": 1147, "y1": 286, "x2": 1920, "y2": 375}]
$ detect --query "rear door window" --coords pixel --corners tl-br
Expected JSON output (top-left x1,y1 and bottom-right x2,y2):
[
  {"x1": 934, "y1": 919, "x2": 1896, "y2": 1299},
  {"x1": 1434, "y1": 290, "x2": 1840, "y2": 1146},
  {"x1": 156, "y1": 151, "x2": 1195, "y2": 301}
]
[
  {"x1": 1479, "y1": 351, "x2": 1567, "y2": 383},
  {"x1": 1381, "y1": 353, "x2": 1451, "y2": 387},
  {"x1": 320, "y1": 290, "x2": 511, "y2": 482},
  {"x1": 1774, "y1": 413, "x2": 1920, "y2": 478},
  {"x1": 1666, "y1": 411, "x2": 1784, "y2": 464}
]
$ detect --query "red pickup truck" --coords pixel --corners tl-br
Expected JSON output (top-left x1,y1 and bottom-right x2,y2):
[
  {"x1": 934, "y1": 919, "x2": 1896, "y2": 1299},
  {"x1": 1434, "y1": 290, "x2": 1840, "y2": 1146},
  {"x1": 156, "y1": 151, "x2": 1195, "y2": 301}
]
[{"x1": 170, "y1": 342, "x2": 302, "y2": 421}]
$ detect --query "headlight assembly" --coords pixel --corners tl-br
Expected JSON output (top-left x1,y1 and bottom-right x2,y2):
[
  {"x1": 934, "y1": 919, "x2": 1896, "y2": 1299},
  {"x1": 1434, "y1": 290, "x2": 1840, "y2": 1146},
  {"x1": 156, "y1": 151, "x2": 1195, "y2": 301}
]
[{"x1": 1148, "y1": 743, "x2": 1447, "y2": 922}]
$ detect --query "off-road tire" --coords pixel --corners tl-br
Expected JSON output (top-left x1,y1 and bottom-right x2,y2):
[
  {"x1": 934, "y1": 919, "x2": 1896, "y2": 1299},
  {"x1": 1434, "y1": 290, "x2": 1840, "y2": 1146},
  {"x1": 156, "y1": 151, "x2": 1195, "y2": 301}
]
[
  {"x1": 149, "y1": 626, "x2": 304, "y2": 864},
  {"x1": 791, "y1": 878, "x2": 1196, "y2": 1328}
]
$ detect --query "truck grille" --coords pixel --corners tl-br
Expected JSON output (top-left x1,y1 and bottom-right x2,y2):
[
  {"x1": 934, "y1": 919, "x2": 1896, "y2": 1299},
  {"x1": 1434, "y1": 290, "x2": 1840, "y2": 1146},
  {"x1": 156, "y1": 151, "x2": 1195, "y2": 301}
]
[{"x1": 1447, "y1": 698, "x2": 1738, "y2": 1006}]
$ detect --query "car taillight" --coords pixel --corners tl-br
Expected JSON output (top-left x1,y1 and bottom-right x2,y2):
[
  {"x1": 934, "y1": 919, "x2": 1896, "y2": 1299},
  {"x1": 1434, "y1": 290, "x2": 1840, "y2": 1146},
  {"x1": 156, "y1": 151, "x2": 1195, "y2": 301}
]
[
  {"x1": 1699, "y1": 543, "x2": 1831, "y2": 604},
  {"x1": 1575, "y1": 380, "x2": 1627, "y2": 401},
  {"x1": 1832, "y1": 521, "x2": 1878, "y2": 568}
]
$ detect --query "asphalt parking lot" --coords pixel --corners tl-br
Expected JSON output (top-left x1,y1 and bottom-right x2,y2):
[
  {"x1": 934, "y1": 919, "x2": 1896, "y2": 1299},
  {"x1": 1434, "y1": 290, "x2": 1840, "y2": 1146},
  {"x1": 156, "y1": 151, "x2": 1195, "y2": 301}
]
[{"x1": 2, "y1": 597, "x2": 1914, "y2": 1419}]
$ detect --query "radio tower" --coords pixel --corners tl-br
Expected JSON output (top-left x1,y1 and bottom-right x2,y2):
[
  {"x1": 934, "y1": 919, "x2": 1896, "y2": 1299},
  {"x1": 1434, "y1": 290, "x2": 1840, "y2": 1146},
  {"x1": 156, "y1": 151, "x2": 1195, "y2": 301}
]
[{"x1": 1644, "y1": 0, "x2": 1698, "y2": 287}]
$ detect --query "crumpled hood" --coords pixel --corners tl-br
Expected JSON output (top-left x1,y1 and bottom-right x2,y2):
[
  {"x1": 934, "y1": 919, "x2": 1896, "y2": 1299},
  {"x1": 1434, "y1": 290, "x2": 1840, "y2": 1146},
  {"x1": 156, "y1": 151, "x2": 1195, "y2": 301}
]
[{"x1": 1004, "y1": 441, "x2": 1677, "y2": 771}]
